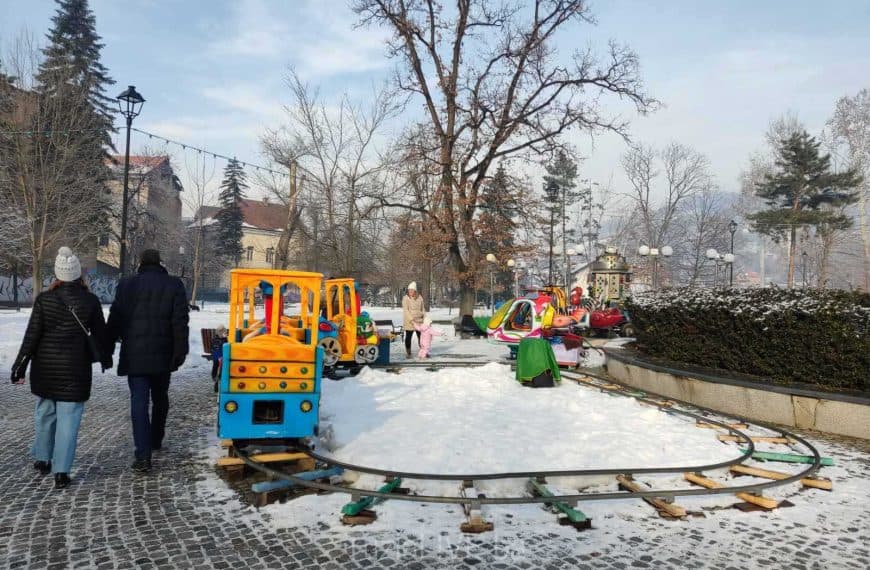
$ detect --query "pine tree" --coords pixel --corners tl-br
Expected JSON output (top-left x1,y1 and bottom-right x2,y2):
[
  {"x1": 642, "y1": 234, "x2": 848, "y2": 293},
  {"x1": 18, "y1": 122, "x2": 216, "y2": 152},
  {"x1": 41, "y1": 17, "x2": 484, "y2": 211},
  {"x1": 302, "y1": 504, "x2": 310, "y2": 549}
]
[
  {"x1": 37, "y1": 0, "x2": 116, "y2": 151},
  {"x1": 748, "y1": 130, "x2": 861, "y2": 287},
  {"x1": 542, "y1": 151, "x2": 579, "y2": 285},
  {"x1": 478, "y1": 164, "x2": 521, "y2": 298},
  {"x1": 215, "y1": 159, "x2": 248, "y2": 264},
  {"x1": 34, "y1": 0, "x2": 115, "y2": 259}
]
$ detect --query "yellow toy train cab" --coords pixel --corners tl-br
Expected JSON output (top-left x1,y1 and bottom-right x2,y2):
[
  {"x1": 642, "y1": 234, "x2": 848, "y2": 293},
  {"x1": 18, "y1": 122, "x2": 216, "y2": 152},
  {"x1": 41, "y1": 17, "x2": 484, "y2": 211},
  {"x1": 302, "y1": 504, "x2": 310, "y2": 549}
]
[
  {"x1": 218, "y1": 269, "x2": 325, "y2": 442},
  {"x1": 321, "y1": 278, "x2": 379, "y2": 374}
]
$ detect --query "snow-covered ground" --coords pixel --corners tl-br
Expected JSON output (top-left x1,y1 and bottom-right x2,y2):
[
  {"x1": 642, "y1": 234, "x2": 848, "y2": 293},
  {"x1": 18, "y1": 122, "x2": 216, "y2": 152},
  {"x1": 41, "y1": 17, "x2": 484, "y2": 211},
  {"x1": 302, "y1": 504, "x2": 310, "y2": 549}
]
[{"x1": 4, "y1": 303, "x2": 869, "y2": 566}]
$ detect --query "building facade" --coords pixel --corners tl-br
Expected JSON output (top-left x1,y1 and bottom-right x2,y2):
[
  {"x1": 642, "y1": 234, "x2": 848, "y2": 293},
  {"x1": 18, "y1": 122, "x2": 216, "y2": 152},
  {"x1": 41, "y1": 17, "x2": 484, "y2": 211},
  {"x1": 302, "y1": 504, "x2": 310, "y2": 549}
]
[{"x1": 98, "y1": 155, "x2": 183, "y2": 274}]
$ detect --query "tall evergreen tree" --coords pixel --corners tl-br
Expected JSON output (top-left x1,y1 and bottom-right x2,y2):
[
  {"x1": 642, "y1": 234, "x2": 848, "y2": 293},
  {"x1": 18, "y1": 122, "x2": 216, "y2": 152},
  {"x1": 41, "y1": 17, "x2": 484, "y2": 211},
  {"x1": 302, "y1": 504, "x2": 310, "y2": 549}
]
[
  {"x1": 478, "y1": 164, "x2": 521, "y2": 298},
  {"x1": 542, "y1": 151, "x2": 579, "y2": 285},
  {"x1": 34, "y1": 0, "x2": 115, "y2": 262},
  {"x1": 749, "y1": 130, "x2": 861, "y2": 287},
  {"x1": 37, "y1": 0, "x2": 115, "y2": 151},
  {"x1": 216, "y1": 159, "x2": 248, "y2": 264}
]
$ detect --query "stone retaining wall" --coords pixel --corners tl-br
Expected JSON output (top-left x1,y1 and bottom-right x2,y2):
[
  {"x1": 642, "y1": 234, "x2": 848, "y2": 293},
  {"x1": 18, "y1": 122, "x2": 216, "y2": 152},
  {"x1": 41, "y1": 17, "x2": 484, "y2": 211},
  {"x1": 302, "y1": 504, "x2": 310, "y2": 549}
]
[{"x1": 605, "y1": 349, "x2": 870, "y2": 440}]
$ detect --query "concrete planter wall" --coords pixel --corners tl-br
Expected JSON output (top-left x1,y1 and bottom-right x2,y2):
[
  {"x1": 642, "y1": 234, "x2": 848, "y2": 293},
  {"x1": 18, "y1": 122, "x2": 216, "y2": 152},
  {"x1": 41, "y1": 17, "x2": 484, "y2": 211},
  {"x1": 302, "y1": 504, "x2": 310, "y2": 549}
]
[{"x1": 605, "y1": 349, "x2": 870, "y2": 440}]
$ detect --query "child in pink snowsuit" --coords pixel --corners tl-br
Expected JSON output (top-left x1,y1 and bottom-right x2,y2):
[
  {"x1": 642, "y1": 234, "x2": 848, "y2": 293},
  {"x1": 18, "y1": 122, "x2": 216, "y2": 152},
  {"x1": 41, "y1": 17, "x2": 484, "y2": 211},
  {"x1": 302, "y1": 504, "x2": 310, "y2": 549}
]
[{"x1": 413, "y1": 315, "x2": 443, "y2": 358}]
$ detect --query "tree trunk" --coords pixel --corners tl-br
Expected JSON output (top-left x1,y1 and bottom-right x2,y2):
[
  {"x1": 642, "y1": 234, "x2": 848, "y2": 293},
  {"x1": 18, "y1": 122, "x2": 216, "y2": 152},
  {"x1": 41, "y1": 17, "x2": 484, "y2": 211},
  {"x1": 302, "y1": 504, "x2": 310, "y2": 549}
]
[
  {"x1": 459, "y1": 284, "x2": 476, "y2": 316},
  {"x1": 787, "y1": 226, "x2": 797, "y2": 288},
  {"x1": 32, "y1": 261, "x2": 42, "y2": 298}
]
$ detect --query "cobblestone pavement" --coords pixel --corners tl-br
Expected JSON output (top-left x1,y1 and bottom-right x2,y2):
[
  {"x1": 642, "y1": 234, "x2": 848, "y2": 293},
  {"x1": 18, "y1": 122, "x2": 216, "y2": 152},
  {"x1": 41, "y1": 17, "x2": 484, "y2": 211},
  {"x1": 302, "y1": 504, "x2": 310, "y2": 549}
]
[{"x1": 1, "y1": 364, "x2": 868, "y2": 570}]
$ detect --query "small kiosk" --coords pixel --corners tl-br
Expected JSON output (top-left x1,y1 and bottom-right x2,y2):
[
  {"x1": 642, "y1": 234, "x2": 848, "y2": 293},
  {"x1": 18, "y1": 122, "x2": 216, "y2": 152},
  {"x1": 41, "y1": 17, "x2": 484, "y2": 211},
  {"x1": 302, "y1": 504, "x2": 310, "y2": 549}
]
[{"x1": 589, "y1": 247, "x2": 632, "y2": 303}]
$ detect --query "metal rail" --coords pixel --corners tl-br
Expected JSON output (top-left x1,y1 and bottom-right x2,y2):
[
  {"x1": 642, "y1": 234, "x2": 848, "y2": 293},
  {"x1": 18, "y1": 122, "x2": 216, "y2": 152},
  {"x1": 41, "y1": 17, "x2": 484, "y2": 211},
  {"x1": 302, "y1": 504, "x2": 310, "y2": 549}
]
[{"x1": 235, "y1": 361, "x2": 822, "y2": 506}]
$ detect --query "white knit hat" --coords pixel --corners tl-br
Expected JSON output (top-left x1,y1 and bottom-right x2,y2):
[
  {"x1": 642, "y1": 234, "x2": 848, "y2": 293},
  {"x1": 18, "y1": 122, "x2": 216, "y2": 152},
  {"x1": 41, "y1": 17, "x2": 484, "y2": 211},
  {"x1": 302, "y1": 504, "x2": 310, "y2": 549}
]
[
  {"x1": 54, "y1": 247, "x2": 82, "y2": 282},
  {"x1": 408, "y1": 281, "x2": 417, "y2": 291}
]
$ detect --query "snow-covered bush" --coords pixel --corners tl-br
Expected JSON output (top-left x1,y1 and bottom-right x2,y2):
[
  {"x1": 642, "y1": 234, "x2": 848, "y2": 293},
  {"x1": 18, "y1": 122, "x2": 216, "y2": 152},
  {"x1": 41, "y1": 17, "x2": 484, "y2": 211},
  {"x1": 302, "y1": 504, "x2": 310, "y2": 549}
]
[{"x1": 625, "y1": 288, "x2": 869, "y2": 392}]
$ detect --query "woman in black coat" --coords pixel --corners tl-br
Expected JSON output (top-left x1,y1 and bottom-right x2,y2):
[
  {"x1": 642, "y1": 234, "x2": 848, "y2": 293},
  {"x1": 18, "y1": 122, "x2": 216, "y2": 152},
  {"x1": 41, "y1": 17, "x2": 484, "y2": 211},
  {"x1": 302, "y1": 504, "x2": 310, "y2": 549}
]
[{"x1": 11, "y1": 247, "x2": 111, "y2": 489}]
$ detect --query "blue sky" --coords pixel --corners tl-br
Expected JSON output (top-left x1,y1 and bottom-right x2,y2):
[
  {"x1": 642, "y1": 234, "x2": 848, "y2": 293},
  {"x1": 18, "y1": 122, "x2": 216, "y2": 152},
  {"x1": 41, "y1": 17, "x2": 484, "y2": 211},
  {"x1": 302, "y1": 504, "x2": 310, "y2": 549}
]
[{"x1": 2, "y1": 0, "x2": 869, "y2": 205}]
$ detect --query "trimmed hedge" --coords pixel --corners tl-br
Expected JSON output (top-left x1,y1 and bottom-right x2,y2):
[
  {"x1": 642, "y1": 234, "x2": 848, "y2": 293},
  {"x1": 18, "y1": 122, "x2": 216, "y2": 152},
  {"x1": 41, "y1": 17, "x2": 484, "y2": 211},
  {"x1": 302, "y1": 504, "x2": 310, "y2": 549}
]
[{"x1": 625, "y1": 288, "x2": 869, "y2": 393}]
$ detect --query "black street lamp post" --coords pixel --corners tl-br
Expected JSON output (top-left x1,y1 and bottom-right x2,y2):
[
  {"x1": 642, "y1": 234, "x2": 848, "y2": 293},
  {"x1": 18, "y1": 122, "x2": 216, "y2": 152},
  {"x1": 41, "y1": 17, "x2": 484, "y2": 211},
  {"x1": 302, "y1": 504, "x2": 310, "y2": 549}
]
[
  {"x1": 728, "y1": 220, "x2": 738, "y2": 286},
  {"x1": 116, "y1": 85, "x2": 145, "y2": 277}
]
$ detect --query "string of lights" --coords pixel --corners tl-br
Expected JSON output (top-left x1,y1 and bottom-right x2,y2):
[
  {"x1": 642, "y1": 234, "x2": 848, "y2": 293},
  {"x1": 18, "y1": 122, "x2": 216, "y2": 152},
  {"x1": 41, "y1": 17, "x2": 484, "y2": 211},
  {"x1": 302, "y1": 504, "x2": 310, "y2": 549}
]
[
  {"x1": 130, "y1": 127, "x2": 288, "y2": 177},
  {"x1": 0, "y1": 125, "x2": 290, "y2": 177}
]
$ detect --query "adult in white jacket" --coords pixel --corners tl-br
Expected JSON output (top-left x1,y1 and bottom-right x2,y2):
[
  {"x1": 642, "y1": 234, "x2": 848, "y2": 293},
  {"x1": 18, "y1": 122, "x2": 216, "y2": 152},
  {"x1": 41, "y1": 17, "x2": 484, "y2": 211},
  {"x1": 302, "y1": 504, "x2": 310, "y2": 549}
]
[{"x1": 401, "y1": 281, "x2": 426, "y2": 358}]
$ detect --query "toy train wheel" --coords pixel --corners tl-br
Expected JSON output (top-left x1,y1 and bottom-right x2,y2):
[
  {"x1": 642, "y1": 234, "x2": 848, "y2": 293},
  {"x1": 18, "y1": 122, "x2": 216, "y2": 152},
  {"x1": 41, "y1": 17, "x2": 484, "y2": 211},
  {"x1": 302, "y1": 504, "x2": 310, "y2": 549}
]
[
  {"x1": 319, "y1": 337, "x2": 341, "y2": 366},
  {"x1": 621, "y1": 323, "x2": 636, "y2": 337},
  {"x1": 353, "y1": 346, "x2": 368, "y2": 364},
  {"x1": 363, "y1": 345, "x2": 379, "y2": 363}
]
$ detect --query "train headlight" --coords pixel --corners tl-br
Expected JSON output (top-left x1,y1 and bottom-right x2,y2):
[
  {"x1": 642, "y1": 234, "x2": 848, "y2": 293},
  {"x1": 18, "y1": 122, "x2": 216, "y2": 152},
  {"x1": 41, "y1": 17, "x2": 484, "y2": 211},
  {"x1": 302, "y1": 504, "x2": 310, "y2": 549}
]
[
  {"x1": 300, "y1": 400, "x2": 313, "y2": 413},
  {"x1": 224, "y1": 401, "x2": 238, "y2": 413},
  {"x1": 259, "y1": 366, "x2": 267, "y2": 374},
  {"x1": 258, "y1": 382, "x2": 266, "y2": 390}
]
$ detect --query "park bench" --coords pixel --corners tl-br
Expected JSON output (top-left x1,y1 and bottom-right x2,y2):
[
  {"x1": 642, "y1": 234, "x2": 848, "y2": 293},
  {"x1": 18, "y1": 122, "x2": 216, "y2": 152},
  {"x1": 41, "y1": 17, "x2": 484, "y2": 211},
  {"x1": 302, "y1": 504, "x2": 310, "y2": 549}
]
[
  {"x1": 374, "y1": 319, "x2": 402, "y2": 341},
  {"x1": 201, "y1": 328, "x2": 217, "y2": 360}
]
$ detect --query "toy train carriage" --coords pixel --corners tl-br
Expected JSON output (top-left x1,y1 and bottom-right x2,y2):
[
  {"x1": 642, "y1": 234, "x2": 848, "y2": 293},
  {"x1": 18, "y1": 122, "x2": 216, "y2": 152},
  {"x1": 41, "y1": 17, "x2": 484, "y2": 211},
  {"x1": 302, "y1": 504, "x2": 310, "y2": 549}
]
[
  {"x1": 318, "y1": 278, "x2": 378, "y2": 373},
  {"x1": 218, "y1": 269, "x2": 324, "y2": 443}
]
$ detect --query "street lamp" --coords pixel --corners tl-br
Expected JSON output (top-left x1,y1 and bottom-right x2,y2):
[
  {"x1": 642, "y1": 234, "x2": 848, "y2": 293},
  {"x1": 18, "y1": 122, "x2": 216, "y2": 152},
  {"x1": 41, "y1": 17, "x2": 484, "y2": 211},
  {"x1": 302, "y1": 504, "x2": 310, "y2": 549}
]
[
  {"x1": 486, "y1": 253, "x2": 497, "y2": 311},
  {"x1": 638, "y1": 244, "x2": 672, "y2": 290},
  {"x1": 116, "y1": 85, "x2": 146, "y2": 277},
  {"x1": 728, "y1": 220, "x2": 738, "y2": 286},
  {"x1": 706, "y1": 248, "x2": 735, "y2": 287}
]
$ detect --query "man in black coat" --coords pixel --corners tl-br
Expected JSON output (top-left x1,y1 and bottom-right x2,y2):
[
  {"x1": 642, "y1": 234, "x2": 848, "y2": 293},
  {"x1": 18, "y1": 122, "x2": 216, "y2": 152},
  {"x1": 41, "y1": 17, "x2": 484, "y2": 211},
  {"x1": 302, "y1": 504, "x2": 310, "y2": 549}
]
[{"x1": 107, "y1": 249, "x2": 189, "y2": 473}]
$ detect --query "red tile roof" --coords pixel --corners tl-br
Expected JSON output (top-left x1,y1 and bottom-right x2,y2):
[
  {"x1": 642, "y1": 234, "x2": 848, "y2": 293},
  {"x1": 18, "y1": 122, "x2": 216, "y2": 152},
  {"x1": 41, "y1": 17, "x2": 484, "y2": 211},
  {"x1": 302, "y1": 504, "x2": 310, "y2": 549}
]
[{"x1": 198, "y1": 198, "x2": 287, "y2": 231}]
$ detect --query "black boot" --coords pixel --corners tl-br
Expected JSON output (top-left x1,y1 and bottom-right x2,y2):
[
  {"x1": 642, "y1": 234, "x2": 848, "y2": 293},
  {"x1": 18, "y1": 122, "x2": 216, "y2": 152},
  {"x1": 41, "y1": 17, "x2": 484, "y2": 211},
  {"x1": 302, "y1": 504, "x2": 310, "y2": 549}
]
[
  {"x1": 54, "y1": 473, "x2": 71, "y2": 489},
  {"x1": 131, "y1": 458, "x2": 152, "y2": 473},
  {"x1": 34, "y1": 461, "x2": 51, "y2": 475}
]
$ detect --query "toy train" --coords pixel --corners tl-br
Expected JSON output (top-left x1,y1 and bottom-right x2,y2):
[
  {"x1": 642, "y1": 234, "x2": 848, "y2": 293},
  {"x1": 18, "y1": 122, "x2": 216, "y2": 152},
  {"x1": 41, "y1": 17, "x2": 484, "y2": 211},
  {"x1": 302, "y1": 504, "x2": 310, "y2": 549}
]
[
  {"x1": 216, "y1": 270, "x2": 386, "y2": 445},
  {"x1": 217, "y1": 269, "x2": 325, "y2": 445}
]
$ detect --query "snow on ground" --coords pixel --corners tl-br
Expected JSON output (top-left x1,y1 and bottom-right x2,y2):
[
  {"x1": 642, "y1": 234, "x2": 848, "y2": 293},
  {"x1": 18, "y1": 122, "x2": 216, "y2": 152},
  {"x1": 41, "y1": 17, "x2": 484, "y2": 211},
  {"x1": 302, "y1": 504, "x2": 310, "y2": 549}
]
[{"x1": 6, "y1": 302, "x2": 869, "y2": 565}]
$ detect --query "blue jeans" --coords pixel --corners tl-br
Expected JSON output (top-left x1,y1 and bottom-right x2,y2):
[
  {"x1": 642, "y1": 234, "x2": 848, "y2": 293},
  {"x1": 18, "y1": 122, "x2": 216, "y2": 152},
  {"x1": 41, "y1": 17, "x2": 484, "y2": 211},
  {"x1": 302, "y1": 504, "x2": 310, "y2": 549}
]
[
  {"x1": 32, "y1": 398, "x2": 85, "y2": 474},
  {"x1": 128, "y1": 374, "x2": 170, "y2": 460}
]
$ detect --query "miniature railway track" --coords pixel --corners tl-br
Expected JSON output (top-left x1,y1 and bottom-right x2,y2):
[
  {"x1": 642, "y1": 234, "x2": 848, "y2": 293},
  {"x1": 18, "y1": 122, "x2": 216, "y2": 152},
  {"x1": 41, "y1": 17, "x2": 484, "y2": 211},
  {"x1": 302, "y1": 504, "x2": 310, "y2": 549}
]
[{"x1": 233, "y1": 360, "x2": 825, "y2": 509}]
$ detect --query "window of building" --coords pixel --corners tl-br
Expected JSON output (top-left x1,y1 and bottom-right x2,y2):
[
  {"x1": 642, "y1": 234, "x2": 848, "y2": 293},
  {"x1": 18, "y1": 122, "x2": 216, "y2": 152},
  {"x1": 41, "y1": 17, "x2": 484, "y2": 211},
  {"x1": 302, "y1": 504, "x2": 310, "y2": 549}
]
[
  {"x1": 246, "y1": 246, "x2": 254, "y2": 261},
  {"x1": 266, "y1": 248, "x2": 274, "y2": 263}
]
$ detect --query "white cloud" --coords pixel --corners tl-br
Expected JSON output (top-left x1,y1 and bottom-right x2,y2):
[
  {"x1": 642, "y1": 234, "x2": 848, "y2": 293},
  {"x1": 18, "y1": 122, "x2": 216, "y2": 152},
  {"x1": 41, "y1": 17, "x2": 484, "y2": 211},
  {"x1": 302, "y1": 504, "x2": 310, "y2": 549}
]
[{"x1": 205, "y1": 0, "x2": 390, "y2": 78}]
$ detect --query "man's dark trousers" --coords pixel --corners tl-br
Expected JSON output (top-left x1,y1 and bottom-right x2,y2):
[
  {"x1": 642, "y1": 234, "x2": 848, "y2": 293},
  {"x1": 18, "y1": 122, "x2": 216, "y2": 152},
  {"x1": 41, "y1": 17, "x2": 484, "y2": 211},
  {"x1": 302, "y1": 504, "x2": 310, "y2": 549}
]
[{"x1": 128, "y1": 374, "x2": 170, "y2": 460}]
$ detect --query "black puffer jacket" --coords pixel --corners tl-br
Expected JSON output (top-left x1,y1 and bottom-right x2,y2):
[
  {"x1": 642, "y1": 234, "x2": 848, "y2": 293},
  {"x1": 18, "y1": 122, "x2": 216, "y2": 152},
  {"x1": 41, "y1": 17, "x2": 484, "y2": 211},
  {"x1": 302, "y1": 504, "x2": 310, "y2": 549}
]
[
  {"x1": 107, "y1": 263, "x2": 189, "y2": 376},
  {"x1": 12, "y1": 282, "x2": 108, "y2": 402}
]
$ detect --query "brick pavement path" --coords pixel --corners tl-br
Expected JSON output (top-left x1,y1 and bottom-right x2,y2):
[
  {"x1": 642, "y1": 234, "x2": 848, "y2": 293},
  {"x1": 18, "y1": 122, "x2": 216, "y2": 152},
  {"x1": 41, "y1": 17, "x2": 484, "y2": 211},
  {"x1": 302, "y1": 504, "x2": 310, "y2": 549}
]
[{"x1": 1, "y1": 366, "x2": 868, "y2": 569}]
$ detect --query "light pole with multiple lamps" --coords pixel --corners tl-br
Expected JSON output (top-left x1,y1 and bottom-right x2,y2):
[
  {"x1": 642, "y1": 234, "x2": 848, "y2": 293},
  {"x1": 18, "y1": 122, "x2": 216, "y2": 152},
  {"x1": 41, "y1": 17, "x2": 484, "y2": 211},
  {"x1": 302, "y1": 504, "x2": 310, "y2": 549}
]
[
  {"x1": 637, "y1": 245, "x2": 672, "y2": 290},
  {"x1": 728, "y1": 220, "x2": 738, "y2": 286},
  {"x1": 706, "y1": 249, "x2": 735, "y2": 287},
  {"x1": 116, "y1": 85, "x2": 145, "y2": 277}
]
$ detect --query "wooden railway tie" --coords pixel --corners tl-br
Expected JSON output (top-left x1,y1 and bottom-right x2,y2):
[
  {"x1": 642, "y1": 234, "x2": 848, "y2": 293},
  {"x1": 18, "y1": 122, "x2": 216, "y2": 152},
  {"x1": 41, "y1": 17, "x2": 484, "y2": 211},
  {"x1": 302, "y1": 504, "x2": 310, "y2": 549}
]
[{"x1": 615, "y1": 475, "x2": 692, "y2": 519}]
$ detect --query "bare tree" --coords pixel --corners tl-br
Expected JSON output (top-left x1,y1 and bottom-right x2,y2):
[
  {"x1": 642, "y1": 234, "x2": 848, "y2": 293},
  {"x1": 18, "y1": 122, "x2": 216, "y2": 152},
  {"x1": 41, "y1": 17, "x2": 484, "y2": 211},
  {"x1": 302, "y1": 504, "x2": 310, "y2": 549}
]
[
  {"x1": 0, "y1": 32, "x2": 109, "y2": 295},
  {"x1": 672, "y1": 187, "x2": 730, "y2": 286},
  {"x1": 182, "y1": 151, "x2": 219, "y2": 303},
  {"x1": 826, "y1": 89, "x2": 870, "y2": 292},
  {"x1": 621, "y1": 142, "x2": 712, "y2": 250},
  {"x1": 355, "y1": 0, "x2": 655, "y2": 313},
  {"x1": 261, "y1": 70, "x2": 400, "y2": 277}
]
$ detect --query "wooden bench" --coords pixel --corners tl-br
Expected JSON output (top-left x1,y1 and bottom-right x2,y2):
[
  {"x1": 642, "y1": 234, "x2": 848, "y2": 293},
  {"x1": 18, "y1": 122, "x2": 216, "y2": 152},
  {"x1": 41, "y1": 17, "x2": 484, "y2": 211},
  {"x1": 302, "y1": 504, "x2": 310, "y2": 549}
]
[
  {"x1": 374, "y1": 319, "x2": 402, "y2": 341},
  {"x1": 201, "y1": 328, "x2": 216, "y2": 360}
]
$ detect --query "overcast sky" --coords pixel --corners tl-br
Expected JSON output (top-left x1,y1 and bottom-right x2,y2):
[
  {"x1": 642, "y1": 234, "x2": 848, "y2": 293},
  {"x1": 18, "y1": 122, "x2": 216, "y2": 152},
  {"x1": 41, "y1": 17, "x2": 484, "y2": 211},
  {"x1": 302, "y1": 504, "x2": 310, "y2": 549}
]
[{"x1": 2, "y1": 0, "x2": 869, "y2": 206}]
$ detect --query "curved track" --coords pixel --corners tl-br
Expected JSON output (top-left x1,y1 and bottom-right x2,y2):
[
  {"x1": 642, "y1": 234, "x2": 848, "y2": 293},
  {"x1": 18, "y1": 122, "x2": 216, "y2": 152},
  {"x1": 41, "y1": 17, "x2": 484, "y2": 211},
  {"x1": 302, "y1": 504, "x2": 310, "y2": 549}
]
[{"x1": 235, "y1": 362, "x2": 823, "y2": 506}]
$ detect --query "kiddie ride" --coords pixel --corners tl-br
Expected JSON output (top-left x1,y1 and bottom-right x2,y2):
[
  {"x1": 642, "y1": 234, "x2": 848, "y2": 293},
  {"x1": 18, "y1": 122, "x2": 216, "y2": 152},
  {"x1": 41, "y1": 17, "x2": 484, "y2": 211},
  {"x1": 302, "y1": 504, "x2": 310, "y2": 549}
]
[
  {"x1": 317, "y1": 278, "x2": 380, "y2": 378},
  {"x1": 218, "y1": 269, "x2": 324, "y2": 445},
  {"x1": 487, "y1": 286, "x2": 588, "y2": 367}
]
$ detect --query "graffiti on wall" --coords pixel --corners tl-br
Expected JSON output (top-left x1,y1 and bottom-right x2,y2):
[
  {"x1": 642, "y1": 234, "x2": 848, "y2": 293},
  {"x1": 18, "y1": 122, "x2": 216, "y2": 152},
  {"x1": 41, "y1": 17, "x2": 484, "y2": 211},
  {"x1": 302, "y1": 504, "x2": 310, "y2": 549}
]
[{"x1": 0, "y1": 270, "x2": 118, "y2": 304}]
